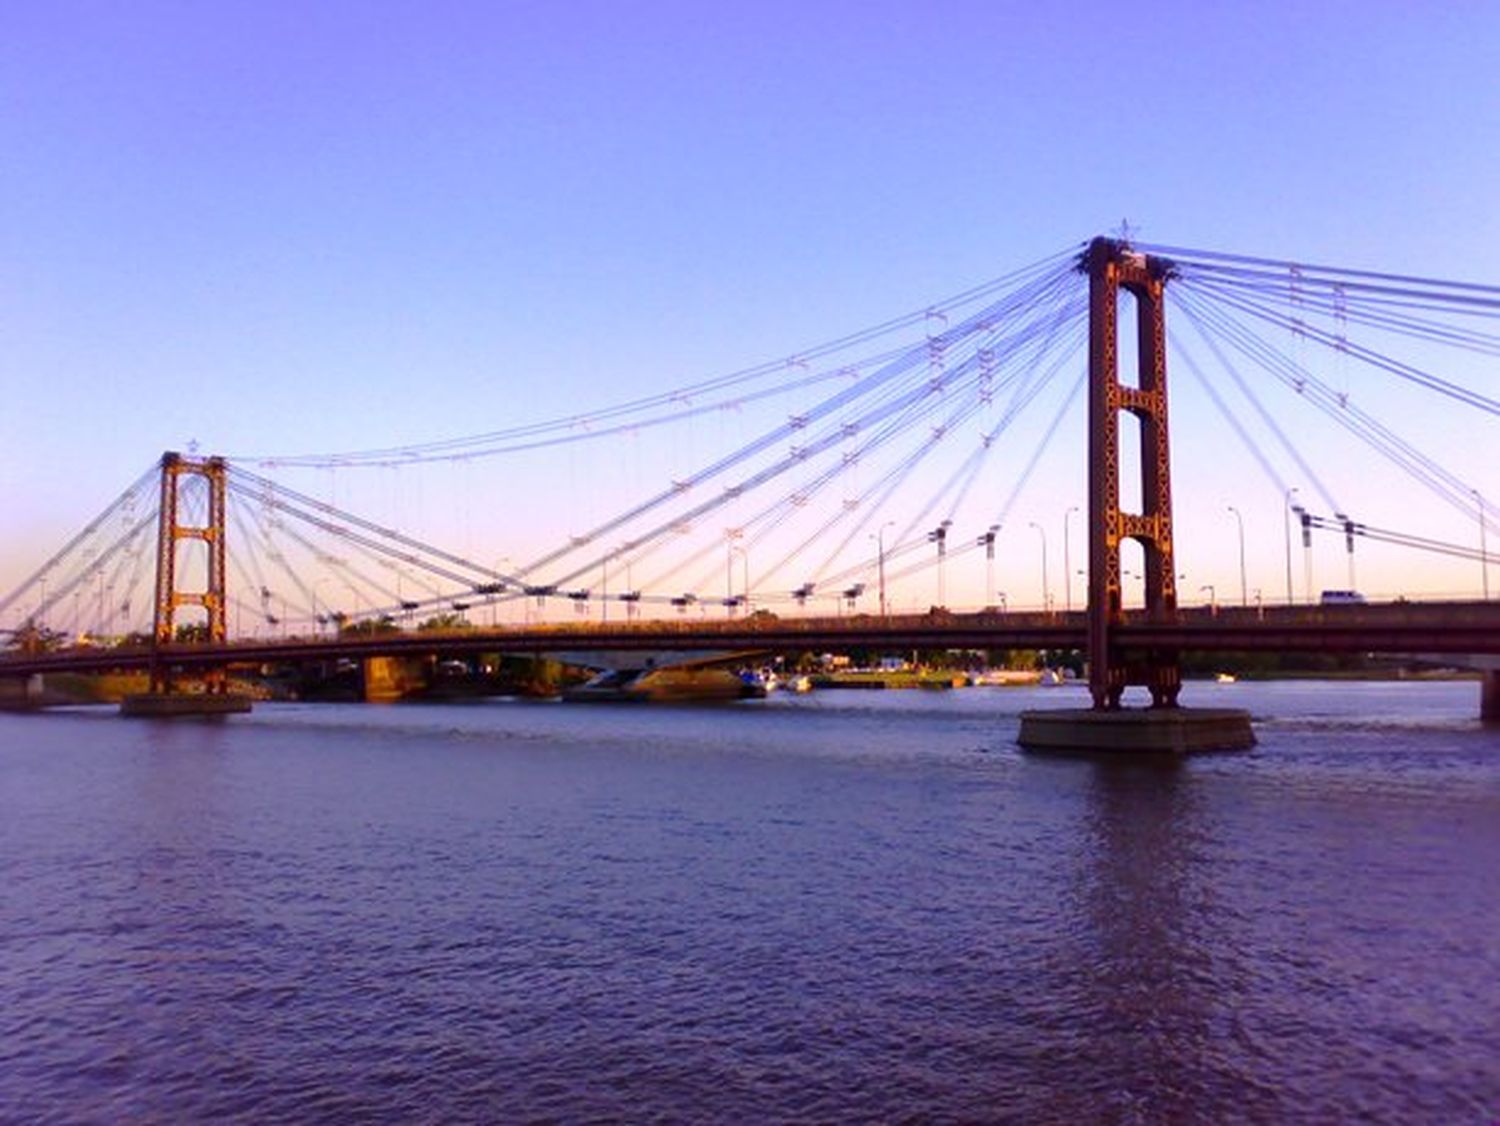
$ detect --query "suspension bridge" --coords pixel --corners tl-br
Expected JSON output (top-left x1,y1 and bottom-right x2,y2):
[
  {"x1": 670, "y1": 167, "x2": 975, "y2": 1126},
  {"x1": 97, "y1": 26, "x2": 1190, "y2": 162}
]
[{"x1": 3, "y1": 236, "x2": 1497, "y2": 727}]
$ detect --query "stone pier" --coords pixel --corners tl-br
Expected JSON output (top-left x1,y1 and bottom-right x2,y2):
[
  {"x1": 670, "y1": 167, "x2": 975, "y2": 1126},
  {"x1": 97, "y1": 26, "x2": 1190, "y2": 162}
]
[
  {"x1": 1018, "y1": 706, "x2": 1255, "y2": 754},
  {"x1": 121, "y1": 691, "x2": 253, "y2": 717},
  {"x1": 1483, "y1": 670, "x2": 1500, "y2": 724},
  {"x1": 363, "y1": 655, "x2": 431, "y2": 702},
  {"x1": 0, "y1": 674, "x2": 46, "y2": 710}
]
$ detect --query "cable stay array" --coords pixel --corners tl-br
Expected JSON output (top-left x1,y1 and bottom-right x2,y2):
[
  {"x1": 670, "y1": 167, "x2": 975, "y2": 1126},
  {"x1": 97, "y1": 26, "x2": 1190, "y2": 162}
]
[
  {"x1": 0, "y1": 463, "x2": 161, "y2": 643},
  {"x1": 510, "y1": 257, "x2": 1089, "y2": 611},
  {"x1": 239, "y1": 246, "x2": 1085, "y2": 469},
  {"x1": 5, "y1": 235, "x2": 1497, "y2": 645},
  {"x1": 1155, "y1": 242, "x2": 1497, "y2": 574}
]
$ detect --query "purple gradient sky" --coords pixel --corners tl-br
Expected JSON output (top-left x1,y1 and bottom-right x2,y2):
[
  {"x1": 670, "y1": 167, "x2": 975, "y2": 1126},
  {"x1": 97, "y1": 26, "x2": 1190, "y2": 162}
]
[{"x1": 2, "y1": 1, "x2": 1497, "y2": 605}]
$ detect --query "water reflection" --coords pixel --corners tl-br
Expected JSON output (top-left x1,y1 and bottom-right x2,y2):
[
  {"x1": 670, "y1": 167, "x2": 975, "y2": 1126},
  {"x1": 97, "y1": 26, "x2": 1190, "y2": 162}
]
[
  {"x1": 2, "y1": 688, "x2": 1496, "y2": 1122},
  {"x1": 1046, "y1": 759, "x2": 1273, "y2": 1121}
]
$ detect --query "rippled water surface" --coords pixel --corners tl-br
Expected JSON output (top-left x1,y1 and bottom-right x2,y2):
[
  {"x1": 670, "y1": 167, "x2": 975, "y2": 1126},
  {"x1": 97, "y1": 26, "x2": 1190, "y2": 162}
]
[{"x1": 3, "y1": 680, "x2": 1498, "y2": 1123}]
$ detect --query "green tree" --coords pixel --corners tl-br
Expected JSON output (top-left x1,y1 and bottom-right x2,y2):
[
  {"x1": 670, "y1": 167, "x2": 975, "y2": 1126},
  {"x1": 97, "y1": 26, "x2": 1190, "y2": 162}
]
[
  {"x1": 8, "y1": 623, "x2": 68, "y2": 653},
  {"x1": 418, "y1": 612, "x2": 472, "y2": 632},
  {"x1": 341, "y1": 615, "x2": 399, "y2": 636}
]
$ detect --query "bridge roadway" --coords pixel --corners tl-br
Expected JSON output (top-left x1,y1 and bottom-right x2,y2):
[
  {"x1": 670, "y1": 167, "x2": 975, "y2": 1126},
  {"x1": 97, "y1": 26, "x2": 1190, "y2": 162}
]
[{"x1": 4, "y1": 600, "x2": 1499, "y2": 678}]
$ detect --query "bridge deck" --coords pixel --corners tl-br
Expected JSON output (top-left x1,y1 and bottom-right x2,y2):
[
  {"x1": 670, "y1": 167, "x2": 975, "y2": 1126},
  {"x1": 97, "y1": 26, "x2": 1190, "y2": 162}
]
[{"x1": 4, "y1": 601, "x2": 1498, "y2": 678}]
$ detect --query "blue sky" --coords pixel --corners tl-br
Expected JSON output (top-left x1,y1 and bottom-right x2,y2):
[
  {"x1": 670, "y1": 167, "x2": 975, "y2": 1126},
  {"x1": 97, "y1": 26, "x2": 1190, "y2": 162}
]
[{"x1": 2, "y1": 1, "x2": 1497, "y2": 612}]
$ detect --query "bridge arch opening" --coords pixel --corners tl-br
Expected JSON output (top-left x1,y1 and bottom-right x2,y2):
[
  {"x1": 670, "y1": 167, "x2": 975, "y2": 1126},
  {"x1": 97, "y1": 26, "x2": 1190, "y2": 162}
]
[
  {"x1": 1116, "y1": 288, "x2": 1142, "y2": 391},
  {"x1": 1117, "y1": 408, "x2": 1144, "y2": 516},
  {"x1": 1119, "y1": 537, "x2": 1147, "y2": 611},
  {"x1": 172, "y1": 538, "x2": 212, "y2": 598}
]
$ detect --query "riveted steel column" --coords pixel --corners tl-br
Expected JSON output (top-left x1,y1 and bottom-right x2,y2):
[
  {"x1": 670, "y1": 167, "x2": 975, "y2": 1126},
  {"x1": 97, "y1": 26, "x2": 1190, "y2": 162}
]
[
  {"x1": 1085, "y1": 238, "x2": 1180, "y2": 710},
  {"x1": 148, "y1": 451, "x2": 230, "y2": 694},
  {"x1": 1086, "y1": 239, "x2": 1123, "y2": 709},
  {"x1": 150, "y1": 453, "x2": 180, "y2": 692}
]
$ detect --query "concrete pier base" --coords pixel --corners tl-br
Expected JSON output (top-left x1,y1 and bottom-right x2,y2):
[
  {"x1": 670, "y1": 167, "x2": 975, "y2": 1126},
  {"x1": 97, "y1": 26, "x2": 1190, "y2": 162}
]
[
  {"x1": 363, "y1": 655, "x2": 430, "y2": 702},
  {"x1": 0, "y1": 675, "x2": 46, "y2": 710},
  {"x1": 1482, "y1": 670, "x2": 1500, "y2": 725},
  {"x1": 121, "y1": 692, "x2": 254, "y2": 717},
  {"x1": 1018, "y1": 706, "x2": 1255, "y2": 754}
]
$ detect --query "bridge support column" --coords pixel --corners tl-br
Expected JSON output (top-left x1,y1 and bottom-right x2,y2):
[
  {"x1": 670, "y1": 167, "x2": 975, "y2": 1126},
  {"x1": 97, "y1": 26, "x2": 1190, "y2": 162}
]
[
  {"x1": 363, "y1": 655, "x2": 430, "y2": 702},
  {"x1": 0, "y1": 674, "x2": 45, "y2": 710},
  {"x1": 1019, "y1": 238, "x2": 1251, "y2": 753},
  {"x1": 147, "y1": 451, "x2": 230, "y2": 693},
  {"x1": 122, "y1": 451, "x2": 251, "y2": 717},
  {"x1": 1082, "y1": 237, "x2": 1180, "y2": 710},
  {"x1": 1483, "y1": 670, "x2": 1500, "y2": 724}
]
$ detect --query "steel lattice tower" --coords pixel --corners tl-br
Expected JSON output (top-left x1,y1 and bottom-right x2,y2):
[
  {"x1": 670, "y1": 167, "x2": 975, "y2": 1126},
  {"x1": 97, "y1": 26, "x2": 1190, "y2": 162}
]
[
  {"x1": 150, "y1": 451, "x2": 228, "y2": 692},
  {"x1": 1084, "y1": 237, "x2": 1181, "y2": 709}
]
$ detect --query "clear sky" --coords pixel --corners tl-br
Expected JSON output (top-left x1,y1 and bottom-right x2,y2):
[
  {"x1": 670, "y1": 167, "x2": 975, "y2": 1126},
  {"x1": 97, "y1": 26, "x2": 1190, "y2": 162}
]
[{"x1": 3, "y1": 1, "x2": 1497, "y2": 615}]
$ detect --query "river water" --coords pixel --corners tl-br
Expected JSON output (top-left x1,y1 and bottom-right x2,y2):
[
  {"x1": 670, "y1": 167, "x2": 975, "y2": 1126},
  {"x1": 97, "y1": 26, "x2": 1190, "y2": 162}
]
[{"x1": 2, "y1": 680, "x2": 1497, "y2": 1123}]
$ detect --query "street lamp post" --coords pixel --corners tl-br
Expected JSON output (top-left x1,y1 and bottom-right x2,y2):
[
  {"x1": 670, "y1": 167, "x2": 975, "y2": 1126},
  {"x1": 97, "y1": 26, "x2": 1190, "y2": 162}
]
[
  {"x1": 1292, "y1": 504, "x2": 1312, "y2": 603},
  {"x1": 979, "y1": 525, "x2": 999, "y2": 611},
  {"x1": 493, "y1": 556, "x2": 513, "y2": 626},
  {"x1": 1283, "y1": 487, "x2": 1299, "y2": 605},
  {"x1": 731, "y1": 545, "x2": 750, "y2": 613},
  {"x1": 1200, "y1": 583, "x2": 1217, "y2": 612},
  {"x1": 927, "y1": 521, "x2": 951, "y2": 607},
  {"x1": 724, "y1": 529, "x2": 744, "y2": 617},
  {"x1": 1227, "y1": 505, "x2": 1247, "y2": 607},
  {"x1": 312, "y1": 577, "x2": 332, "y2": 635},
  {"x1": 1335, "y1": 511, "x2": 1356, "y2": 591},
  {"x1": 1476, "y1": 489, "x2": 1490, "y2": 600},
  {"x1": 1062, "y1": 506, "x2": 1078, "y2": 612},
  {"x1": 870, "y1": 522, "x2": 894, "y2": 618},
  {"x1": 725, "y1": 543, "x2": 735, "y2": 617},
  {"x1": 1028, "y1": 521, "x2": 1049, "y2": 611}
]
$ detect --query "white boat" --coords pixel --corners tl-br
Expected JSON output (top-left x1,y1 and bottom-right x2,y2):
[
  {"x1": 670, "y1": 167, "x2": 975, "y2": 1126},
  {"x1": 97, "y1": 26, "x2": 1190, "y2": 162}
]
[{"x1": 969, "y1": 669, "x2": 1043, "y2": 686}]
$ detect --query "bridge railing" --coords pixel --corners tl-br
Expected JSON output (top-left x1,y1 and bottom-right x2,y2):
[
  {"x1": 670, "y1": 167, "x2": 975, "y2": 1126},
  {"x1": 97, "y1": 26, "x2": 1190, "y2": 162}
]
[{"x1": 4, "y1": 598, "x2": 1498, "y2": 674}]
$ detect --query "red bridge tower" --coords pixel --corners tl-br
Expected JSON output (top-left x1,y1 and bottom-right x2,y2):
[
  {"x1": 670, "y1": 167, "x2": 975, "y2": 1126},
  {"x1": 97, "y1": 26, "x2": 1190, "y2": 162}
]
[
  {"x1": 149, "y1": 451, "x2": 229, "y2": 694},
  {"x1": 1084, "y1": 237, "x2": 1181, "y2": 710}
]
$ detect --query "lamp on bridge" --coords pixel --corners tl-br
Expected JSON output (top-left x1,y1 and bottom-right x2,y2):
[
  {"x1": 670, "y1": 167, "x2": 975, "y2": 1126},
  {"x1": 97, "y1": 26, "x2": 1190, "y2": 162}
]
[
  {"x1": 1293, "y1": 504, "x2": 1313, "y2": 602},
  {"x1": 1476, "y1": 488, "x2": 1491, "y2": 601},
  {"x1": 1227, "y1": 505, "x2": 1247, "y2": 607},
  {"x1": 1062, "y1": 507, "x2": 1078, "y2": 612},
  {"x1": 729, "y1": 544, "x2": 750, "y2": 616},
  {"x1": 928, "y1": 520, "x2": 951, "y2": 607},
  {"x1": 1335, "y1": 512, "x2": 1358, "y2": 591},
  {"x1": 312, "y1": 577, "x2": 332, "y2": 636},
  {"x1": 1283, "y1": 487, "x2": 1300, "y2": 606},
  {"x1": 978, "y1": 525, "x2": 999, "y2": 613},
  {"x1": 1028, "y1": 521, "x2": 1049, "y2": 612},
  {"x1": 620, "y1": 590, "x2": 641, "y2": 621},
  {"x1": 870, "y1": 522, "x2": 894, "y2": 618}
]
